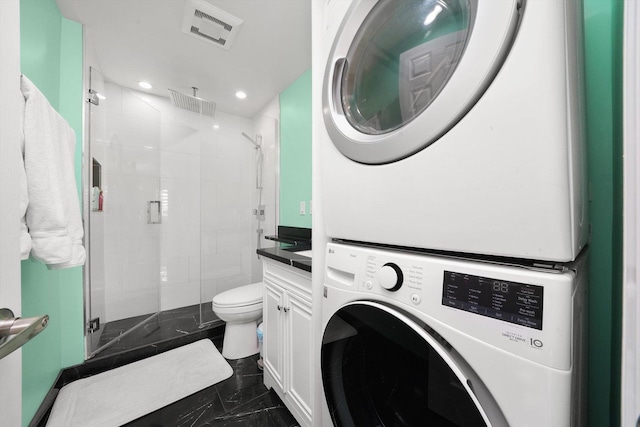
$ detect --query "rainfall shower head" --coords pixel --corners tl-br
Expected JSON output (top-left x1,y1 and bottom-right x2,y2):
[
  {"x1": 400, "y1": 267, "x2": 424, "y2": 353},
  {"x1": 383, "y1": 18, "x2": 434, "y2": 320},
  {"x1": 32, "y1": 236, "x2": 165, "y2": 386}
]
[{"x1": 168, "y1": 87, "x2": 216, "y2": 118}]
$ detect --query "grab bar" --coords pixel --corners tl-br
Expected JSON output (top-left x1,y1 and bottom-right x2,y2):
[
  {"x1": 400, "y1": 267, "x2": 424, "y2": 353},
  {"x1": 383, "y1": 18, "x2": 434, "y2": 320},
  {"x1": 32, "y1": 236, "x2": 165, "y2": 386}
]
[{"x1": 0, "y1": 308, "x2": 49, "y2": 360}]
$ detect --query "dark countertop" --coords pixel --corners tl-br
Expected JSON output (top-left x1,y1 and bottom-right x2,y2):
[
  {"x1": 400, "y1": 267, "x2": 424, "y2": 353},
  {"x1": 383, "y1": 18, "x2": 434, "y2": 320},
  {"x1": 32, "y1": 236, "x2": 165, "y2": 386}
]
[{"x1": 257, "y1": 246, "x2": 312, "y2": 273}]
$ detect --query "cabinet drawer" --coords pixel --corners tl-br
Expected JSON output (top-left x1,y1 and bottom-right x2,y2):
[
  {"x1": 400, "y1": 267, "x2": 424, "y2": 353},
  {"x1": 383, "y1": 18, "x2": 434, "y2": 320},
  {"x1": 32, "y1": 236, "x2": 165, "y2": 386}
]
[{"x1": 263, "y1": 258, "x2": 311, "y2": 300}]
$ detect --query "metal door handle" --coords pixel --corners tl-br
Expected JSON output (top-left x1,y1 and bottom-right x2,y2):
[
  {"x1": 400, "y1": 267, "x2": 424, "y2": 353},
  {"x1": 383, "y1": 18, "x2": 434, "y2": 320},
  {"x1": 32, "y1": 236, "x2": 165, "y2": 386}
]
[
  {"x1": 0, "y1": 308, "x2": 49, "y2": 360},
  {"x1": 147, "y1": 201, "x2": 161, "y2": 224},
  {"x1": 332, "y1": 58, "x2": 347, "y2": 115}
]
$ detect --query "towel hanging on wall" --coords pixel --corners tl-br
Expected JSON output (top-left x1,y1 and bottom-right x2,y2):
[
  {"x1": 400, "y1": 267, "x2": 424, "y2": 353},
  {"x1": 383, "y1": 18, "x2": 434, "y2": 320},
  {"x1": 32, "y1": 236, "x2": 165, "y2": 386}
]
[
  {"x1": 18, "y1": 76, "x2": 30, "y2": 260},
  {"x1": 20, "y1": 74, "x2": 86, "y2": 269}
]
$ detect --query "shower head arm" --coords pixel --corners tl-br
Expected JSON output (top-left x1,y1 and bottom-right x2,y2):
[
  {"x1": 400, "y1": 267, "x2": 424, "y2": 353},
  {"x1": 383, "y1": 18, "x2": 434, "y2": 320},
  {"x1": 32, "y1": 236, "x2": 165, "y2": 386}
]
[{"x1": 241, "y1": 132, "x2": 261, "y2": 149}]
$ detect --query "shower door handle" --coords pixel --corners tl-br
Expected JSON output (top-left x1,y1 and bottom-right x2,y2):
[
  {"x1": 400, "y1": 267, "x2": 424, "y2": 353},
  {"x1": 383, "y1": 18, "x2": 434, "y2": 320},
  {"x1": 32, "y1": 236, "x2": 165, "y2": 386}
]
[
  {"x1": 0, "y1": 308, "x2": 49, "y2": 360},
  {"x1": 147, "y1": 201, "x2": 161, "y2": 224}
]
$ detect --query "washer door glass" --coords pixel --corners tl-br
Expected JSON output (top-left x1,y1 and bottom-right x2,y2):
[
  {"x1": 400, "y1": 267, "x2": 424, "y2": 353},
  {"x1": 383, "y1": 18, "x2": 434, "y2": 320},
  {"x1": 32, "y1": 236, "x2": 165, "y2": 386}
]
[
  {"x1": 323, "y1": 0, "x2": 521, "y2": 164},
  {"x1": 343, "y1": 0, "x2": 471, "y2": 134},
  {"x1": 321, "y1": 303, "x2": 494, "y2": 426}
]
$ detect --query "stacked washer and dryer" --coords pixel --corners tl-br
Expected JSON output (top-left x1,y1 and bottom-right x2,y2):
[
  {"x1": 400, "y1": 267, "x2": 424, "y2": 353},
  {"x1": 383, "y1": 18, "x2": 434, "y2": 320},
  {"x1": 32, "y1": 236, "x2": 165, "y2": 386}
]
[{"x1": 317, "y1": 0, "x2": 588, "y2": 426}]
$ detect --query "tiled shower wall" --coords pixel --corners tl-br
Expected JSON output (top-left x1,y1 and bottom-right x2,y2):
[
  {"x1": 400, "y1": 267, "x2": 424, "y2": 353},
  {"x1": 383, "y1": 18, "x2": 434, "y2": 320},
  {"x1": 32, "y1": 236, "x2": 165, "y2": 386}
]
[{"x1": 91, "y1": 80, "x2": 271, "y2": 323}]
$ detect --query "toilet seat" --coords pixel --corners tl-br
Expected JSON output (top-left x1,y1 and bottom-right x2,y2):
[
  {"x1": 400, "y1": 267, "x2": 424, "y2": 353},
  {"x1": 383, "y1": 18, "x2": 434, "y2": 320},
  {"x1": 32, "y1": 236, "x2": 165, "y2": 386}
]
[
  {"x1": 212, "y1": 302, "x2": 262, "y2": 317},
  {"x1": 212, "y1": 282, "x2": 263, "y2": 309}
]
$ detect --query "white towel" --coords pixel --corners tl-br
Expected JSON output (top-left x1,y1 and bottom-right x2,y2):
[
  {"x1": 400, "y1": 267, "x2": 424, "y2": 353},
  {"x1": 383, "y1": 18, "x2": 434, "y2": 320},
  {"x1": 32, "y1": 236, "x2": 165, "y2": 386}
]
[
  {"x1": 21, "y1": 75, "x2": 86, "y2": 269},
  {"x1": 18, "y1": 83, "x2": 31, "y2": 260}
]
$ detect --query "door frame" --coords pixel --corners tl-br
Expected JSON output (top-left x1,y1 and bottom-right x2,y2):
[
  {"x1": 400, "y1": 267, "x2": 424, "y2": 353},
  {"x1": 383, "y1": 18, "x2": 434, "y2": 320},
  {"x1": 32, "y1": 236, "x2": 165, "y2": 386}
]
[
  {"x1": 621, "y1": 0, "x2": 640, "y2": 424},
  {"x1": 0, "y1": 0, "x2": 24, "y2": 425}
]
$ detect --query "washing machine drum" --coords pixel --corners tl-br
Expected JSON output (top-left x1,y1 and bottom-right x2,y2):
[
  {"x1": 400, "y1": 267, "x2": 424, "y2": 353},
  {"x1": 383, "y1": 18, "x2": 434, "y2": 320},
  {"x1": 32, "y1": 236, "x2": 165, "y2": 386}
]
[
  {"x1": 323, "y1": 0, "x2": 521, "y2": 164},
  {"x1": 321, "y1": 302, "x2": 505, "y2": 426}
]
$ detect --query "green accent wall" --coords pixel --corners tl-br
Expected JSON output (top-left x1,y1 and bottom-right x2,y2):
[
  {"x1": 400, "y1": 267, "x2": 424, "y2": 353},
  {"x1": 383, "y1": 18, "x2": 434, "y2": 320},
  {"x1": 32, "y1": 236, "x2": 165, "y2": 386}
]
[
  {"x1": 280, "y1": 69, "x2": 312, "y2": 228},
  {"x1": 20, "y1": 1, "x2": 84, "y2": 424},
  {"x1": 583, "y1": 0, "x2": 623, "y2": 426}
]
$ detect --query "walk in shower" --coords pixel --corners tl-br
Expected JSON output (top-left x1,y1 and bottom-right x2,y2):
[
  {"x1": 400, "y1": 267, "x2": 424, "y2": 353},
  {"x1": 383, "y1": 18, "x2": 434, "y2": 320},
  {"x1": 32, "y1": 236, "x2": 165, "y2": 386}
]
[{"x1": 84, "y1": 67, "x2": 278, "y2": 358}]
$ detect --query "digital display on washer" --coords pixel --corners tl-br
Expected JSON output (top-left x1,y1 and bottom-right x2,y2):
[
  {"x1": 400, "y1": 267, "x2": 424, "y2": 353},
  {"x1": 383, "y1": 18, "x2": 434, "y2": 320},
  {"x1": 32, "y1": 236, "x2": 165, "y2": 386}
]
[{"x1": 442, "y1": 271, "x2": 544, "y2": 330}]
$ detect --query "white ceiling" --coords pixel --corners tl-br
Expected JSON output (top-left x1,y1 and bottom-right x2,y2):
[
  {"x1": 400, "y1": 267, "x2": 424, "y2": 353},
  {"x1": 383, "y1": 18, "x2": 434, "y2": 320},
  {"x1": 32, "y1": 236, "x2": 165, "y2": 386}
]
[{"x1": 56, "y1": 0, "x2": 311, "y2": 118}]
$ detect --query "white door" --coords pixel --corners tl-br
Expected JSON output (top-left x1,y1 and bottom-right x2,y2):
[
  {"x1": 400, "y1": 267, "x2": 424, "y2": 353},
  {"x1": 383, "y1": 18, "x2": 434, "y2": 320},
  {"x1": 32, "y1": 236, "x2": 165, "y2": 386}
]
[
  {"x1": 320, "y1": 302, "x2": 504, "y2": 426},
  {"x1": 0, "y1": 0, "x2": 24, "y2": 425},
  {"x1": 263, "y1": 281, "x2": 285, "y2": 389},
  {"x1": 286, "y1": 292, "x2": 313, "y2": 420}
]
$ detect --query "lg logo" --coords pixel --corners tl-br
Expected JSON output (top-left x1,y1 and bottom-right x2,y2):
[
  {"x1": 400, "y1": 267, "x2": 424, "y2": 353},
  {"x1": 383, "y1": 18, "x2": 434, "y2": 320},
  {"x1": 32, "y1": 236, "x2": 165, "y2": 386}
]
[{"x1": 530, "y1": 338, "x2": 543, "y2": 348}]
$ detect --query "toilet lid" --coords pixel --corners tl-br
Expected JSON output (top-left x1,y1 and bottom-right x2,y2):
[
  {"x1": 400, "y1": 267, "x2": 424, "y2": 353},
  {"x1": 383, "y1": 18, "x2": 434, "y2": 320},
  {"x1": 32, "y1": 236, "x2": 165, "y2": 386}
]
[{"x1": 212, "y1": 282, "x2": 263, "y2": 308}]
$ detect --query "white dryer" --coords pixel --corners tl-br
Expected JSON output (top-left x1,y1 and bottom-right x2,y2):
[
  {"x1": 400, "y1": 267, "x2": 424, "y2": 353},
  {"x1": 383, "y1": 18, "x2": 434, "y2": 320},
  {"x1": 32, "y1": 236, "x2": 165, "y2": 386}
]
[
  {"x1": 320, "y1": 242, "x2": 587, "y2": 426},
  {"x1": 320, "y1": 0, "x2": 588, "y2": 262}
]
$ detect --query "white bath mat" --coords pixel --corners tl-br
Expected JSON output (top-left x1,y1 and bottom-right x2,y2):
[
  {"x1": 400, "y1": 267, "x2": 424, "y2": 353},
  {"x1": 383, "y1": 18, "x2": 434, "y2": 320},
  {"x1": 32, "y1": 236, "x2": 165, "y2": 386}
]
[{"x1": 46, "y1": 339, "x2": 233, "y2": 427}]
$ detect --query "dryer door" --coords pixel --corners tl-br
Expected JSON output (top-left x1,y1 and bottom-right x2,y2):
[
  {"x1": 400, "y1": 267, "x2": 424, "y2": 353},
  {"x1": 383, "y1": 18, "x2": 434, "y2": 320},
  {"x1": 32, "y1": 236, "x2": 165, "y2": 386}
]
[
  {"x1": 321, "y1": 302, "x2": 507, "y2": 427},
  {"x1": 323, "y1": 0, "x2": 522, "y2": 164}
]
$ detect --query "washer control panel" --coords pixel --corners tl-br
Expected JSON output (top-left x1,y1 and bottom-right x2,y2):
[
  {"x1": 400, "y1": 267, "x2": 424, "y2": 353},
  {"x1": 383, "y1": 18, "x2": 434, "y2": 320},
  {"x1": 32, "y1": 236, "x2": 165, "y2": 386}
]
[
  {"x1": 442, "y1": 271, "x2": 544, "y2": 330},
  {"x1": 324, "y1": 242, "x2": 581, "y2": 370},
  {"x1": 363, "y1": 253, "x2": 425, "y2": 305}
]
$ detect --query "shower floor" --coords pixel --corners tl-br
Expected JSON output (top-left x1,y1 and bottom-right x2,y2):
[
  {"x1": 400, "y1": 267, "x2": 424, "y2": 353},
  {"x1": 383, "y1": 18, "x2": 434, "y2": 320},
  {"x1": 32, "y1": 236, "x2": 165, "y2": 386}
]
[{"x1": 94, "y1": 303, "x2": 222, "y2": 358}]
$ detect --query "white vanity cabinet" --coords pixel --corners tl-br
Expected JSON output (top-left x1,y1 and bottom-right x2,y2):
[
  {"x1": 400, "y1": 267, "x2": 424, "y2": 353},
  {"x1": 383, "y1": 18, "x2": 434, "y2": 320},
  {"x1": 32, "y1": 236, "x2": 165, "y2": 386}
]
[{"x1": 262, "y1": 257, "x2": 312, "y2": 427}]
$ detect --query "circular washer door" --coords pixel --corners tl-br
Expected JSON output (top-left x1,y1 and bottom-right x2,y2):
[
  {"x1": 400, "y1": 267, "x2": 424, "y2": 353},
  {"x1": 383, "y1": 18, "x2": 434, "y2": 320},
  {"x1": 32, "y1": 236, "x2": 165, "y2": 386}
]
[
  {"x1": 323, "y1": 0, "x2": 522, "y2": 164},
  {"x1": 321, "y1": 302, "x2": 505, "y2": 426}
]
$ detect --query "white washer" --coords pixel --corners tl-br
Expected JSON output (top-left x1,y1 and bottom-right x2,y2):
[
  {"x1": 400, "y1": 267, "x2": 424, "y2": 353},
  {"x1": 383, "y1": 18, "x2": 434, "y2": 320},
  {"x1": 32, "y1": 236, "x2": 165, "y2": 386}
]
[
  {"x1": 320, "y1": 0, "x2": 587, "y2": 262},
  {"x1": 320, "y1": 242, "x2": 587, "y2": 426}
]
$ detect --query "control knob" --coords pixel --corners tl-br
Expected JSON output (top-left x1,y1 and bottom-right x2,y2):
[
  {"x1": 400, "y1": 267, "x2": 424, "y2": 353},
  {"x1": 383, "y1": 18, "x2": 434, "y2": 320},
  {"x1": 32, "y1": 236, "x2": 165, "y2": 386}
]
[{"x1": 378, "y1": 263, "x2": 403, "y2": 292}]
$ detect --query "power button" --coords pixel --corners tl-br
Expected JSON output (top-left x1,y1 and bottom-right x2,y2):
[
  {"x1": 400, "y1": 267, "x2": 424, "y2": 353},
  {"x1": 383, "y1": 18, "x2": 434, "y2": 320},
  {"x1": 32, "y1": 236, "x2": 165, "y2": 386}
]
[{"x1": 410, "y1": 294, "x2": 421, "y2": 305}]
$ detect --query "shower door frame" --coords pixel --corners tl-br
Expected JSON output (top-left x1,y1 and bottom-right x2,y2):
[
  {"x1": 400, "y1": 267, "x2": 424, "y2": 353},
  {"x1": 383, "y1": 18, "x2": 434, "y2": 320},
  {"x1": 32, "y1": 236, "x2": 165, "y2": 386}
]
[
  {"x1": 82, "y1": 66, "x2": 94, "y2": 359},
  {"x1": 83, "y1": 66, "x2": 163, "y2": 359}
]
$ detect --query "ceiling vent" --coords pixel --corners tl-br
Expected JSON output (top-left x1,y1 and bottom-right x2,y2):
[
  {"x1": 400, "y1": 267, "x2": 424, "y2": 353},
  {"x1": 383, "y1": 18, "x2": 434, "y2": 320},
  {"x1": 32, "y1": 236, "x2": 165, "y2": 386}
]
[{"x1": 181, "y1": 0, "x2": 243, "y2": 50}]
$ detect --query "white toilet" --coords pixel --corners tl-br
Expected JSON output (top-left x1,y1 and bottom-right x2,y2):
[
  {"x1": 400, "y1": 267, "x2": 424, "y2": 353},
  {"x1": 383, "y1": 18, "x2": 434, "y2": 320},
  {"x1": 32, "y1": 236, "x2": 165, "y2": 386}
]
[{"x1": 211, "y1": 282, "x2": 263, "y2": 360}]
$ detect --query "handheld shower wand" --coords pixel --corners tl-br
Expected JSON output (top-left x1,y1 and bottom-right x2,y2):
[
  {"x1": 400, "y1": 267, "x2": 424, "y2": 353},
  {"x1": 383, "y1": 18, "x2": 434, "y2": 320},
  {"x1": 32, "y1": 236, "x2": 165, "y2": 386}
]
[{"x1": 242, "y1": 132, "x2": 265, "y2": 255}]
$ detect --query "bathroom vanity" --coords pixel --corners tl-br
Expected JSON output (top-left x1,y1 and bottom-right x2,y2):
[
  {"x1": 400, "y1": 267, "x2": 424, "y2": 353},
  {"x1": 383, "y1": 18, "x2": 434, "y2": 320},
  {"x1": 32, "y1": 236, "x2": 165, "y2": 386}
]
[{"x1": 258, "y1": 242, "x2": 312, "y2": 427}]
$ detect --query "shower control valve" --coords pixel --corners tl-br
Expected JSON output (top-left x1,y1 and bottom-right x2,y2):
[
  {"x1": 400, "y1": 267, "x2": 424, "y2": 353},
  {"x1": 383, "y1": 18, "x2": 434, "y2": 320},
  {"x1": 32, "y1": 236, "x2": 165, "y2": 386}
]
[{"x1": 378, "y1": 263, "x2": 403, "y2": 292}]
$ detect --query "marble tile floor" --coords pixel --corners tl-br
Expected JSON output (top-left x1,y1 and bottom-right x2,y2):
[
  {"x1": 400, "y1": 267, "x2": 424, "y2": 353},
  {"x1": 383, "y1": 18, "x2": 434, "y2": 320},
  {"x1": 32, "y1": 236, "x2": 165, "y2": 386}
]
[
  {"x1": 36, "y1": 343, "x2": 298, "y2": 426},
  {"x1": 34, "y1": 307, "x2": 299, "y2": 426},
  {"x1": 93, "y1": 303, "x2": 222, "y2": 359},
  {"x1": 125, "y1": 352, "x2": 299, "y2": 426}
]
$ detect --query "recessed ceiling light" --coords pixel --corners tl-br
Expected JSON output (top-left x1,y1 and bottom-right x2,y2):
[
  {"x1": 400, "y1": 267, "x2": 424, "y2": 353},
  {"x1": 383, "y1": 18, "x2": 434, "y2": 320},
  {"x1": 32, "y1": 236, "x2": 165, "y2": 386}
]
[
  {"x1": 213, "y1": 124, "x2": 220, "y2": 129},
  {"x1": 138, "y1": 81, "x2": 152, "y2": 89},
  {"x1": 235, "y1": 91, "x2": 247, "y2": 99}
]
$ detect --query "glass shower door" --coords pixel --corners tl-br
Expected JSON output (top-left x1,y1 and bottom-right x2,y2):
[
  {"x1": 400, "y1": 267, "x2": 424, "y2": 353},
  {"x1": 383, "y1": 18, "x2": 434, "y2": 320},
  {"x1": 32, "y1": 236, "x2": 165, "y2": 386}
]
[{"x1": 86, "y1": 67, "x2": 162, "y2": 358}]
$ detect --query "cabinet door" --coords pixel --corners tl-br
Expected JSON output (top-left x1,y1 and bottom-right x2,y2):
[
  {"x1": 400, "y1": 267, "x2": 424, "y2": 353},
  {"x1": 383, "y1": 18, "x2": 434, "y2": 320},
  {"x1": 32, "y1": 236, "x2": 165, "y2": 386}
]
[
  {"x1": 264, "y1": 282, "x2": 285, "y2": 390},
  {"x1": 286, "y1": 292, "x2": 313, "y2": 420}
]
